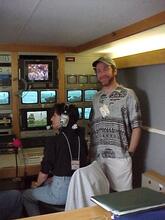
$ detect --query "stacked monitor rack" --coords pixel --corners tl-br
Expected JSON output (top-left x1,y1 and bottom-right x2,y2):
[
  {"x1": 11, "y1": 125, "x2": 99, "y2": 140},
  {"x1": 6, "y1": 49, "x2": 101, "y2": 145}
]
[
  {"x1": 0, "y1": 54, "x2": 12, "y2": 136},
  {"x1": 19, "y1": 55, "x2": 59, "y2": 139},
  {"x1": 65, "y1": 74, "x2": 99, "y2": 140}
]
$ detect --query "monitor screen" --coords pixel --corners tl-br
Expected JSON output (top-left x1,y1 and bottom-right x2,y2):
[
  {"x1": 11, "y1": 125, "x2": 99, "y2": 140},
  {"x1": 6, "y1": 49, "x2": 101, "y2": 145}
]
[
  {"x1": 84, "y1": 89, "x2": 97, "y2": 101},
  {"x1": 21, "y1": 91, "x2": 38, "y2": 104},
  {"x1": 78, "y1": 107, "x2": 83, "y2": 119},
  {"x1": 88, "y1": 75, "x2": 98, "y2": 84},
  {"x1": 0, "y1": 73, "x2": 11, "y2": 86},
  {"x1": 84, "y1": 107, "x2": 92, "y2": 120},
  {"x1": 40, "y1": 90, "x2": 57, "y2": 103},
  {"x1": 67, "y1": 90, "x2": 83, "y2": 102},
  {"x1": 27, "y1": 63, "x2": 49, "y2": 81},
  {"x1": 0, "y1": 113, "x2": 12, "y2": 129},
  {"x1": 78, "y1": 75, "x2": 88, "y2": 84},
  {"x1": 27, "y1": 110, "x2": 47, "y2": 129},
  {"x1": 67, "y1": 75, "x2": 77, "y2": 84},
  {"x1": 19, "y1": 55, "x2": 58, "y2": 88},
  {"x1": 0, "y1": 91, "x2": 10, "y2": 105}
]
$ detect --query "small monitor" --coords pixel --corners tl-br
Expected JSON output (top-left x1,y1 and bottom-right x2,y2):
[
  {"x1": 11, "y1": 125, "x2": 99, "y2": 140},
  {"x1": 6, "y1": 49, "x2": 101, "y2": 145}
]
[
  {"x1": 88, "y1": 75, "x2": 98, "y2": 84},
  {"x1": 67, "y1": 75, "x2": 77, "y2": 84},
  {"x1": 0, "y1": 73, "x2": 11, "y2": 86},
  {"x1": 78, "y1": 107, "x2": 83, "y2": 119},
  {"x1": 21, "y1": 91, "x2": 38, "y2": 104},
  {"x1": 27, "y1": 110, "x2": 47, "y2": 128},
  {"x1": 0, "y1": 91, "x2": 10, "y2": 105},
  {"x1": 84, "y1": 107, "x2": 92, "y2": 120},
  {"x1": 67, "y1": 89, "x2": 83, "y2": 103},
  {"x1": 40, "y1": 90, "x2": 57, "y2": 104},
  {"x1": 21, "y1": 108, "x2": 52, "y2": 131},
  {"x1": 0, "y1": 113, "x2": 12, "y2": 129},
  {"x1": 84, "y1": 89, "x2": 97, "y2": 102},
  {"x1": 78, "y1": 75, "x2": 88, "y2": 84}
]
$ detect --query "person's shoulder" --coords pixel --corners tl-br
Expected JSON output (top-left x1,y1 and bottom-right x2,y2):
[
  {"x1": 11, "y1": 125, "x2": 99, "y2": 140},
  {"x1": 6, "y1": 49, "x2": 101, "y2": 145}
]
[
  {"x1": 93, "y1": 90, "x2": 102, "y2": 99},
  {"x1": 118, "y1": 85, "x2": 135, "y2": 96}
]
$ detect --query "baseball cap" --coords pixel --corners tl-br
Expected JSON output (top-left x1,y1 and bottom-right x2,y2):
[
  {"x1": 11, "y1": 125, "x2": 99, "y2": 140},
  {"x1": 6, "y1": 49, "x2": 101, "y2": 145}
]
[{"x1": 92, "y1": 56, "x2": 116, "y2": 69}]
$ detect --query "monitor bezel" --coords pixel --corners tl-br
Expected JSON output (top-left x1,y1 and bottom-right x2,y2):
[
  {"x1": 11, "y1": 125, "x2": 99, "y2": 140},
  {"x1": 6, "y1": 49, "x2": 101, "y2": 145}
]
[
  {"x1": 88, "y1": 75, "x2": 98, "y2": 84},
  {"x1": 21, "y1": 90, "x2": 39, "y2": 105},
  {"x1": 40, "y1": 90, "x2": 57, "y2": 104},
  {"x1": 0, "y1": 91, "x2": 10, "y2": 105},
  {"x1": 20, "y1": 108, "x2": 51, "y2": 131},
  {"x1": 84, "y1": 107, "x2": 92, "y2": 120},
  {"x1": 67, "y1": 75, "x2": 77, "y2": 84},
  {"x1": 78, "y1": 75, "x2": 88, "y2": 84},
  {"x1": 84, "y1": 89, "x2": 97, "y2": 102},
  {"x1": 66, "y1": 89, "x2": 83, "y2": 103}
]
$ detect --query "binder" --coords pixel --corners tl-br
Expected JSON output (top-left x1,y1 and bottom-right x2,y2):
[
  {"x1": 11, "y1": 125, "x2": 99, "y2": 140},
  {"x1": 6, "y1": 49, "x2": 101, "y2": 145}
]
[{"x1": 91, "y1": 187, "x2": 165, "y2": 216}]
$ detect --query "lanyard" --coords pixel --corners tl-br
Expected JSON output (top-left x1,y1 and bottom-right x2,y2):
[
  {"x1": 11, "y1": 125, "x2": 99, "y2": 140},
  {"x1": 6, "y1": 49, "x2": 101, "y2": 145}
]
[{"x1": 62, "y1": 132, "x2": 80, "y2": 161}]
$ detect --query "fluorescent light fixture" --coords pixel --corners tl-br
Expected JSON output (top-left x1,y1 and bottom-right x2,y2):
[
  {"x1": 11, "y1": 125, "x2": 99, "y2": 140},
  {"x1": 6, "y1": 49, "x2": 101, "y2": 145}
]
[{"x1": 94, "y1": 25, "x2": 165, "y2": 58}]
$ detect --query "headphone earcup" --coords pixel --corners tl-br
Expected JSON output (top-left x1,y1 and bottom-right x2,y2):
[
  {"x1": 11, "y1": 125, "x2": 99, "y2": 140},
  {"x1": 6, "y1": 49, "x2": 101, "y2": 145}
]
[{"x1": 60, "y1": 114, "x2": 69, "y2": 127}]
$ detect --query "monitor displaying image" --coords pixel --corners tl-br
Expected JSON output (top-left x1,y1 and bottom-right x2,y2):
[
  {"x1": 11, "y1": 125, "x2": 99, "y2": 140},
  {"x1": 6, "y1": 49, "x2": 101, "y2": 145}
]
[
  {"x1": 78, "y1": 75, "x2": 88, "y2": 84},
  {"x1": 84, "y1": 107, "x2": 92, "y2": 120},
  {"x1": 78, "y1": 107, "x2": 83, "y2": 119},
  {"x1": 27, "y1": 110, "x2": 47, "y2": 128},
  {"x1": 84, "y1": 89, "x2": 97, "y2": 101},
  {"x1": 67, "y1": 75, "x2": 77, "y2": 84},
  {"x1": 0, "y1": 73, "x2": 11, "y2": 86},
  {"x1": 88, "y1": 75, "x2": 98, "y2": 84},
  {"x1": 27, "y1": 63, "x2": 49, "y2": 81},
  {"x1": 40, "y1": 90, "x2": 57, "y2": 103},
  {"x1": 0, "y1": 91, "x2": 10, "y2": 105},
  {"x1": 21, "y1": 91, "x2": 38, "y2": 104},
  {"x1": 67, "y1": 90, "x2": 83, "y2": 102}
]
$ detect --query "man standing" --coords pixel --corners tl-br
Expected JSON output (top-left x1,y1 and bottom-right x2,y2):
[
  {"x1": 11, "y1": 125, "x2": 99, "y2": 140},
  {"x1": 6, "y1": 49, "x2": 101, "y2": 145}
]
[{"x1": 90, "y1": 56, "x2": 142, "y2": 192}]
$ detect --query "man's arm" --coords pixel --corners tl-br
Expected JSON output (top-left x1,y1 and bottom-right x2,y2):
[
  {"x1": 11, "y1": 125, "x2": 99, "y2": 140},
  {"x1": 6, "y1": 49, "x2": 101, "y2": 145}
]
[
  {"x1": 128, "y1": 127, "x2": 141, "y2": 155},
  {"x1": 32, "y1": 171, "x2": 48, "y2": 188}
]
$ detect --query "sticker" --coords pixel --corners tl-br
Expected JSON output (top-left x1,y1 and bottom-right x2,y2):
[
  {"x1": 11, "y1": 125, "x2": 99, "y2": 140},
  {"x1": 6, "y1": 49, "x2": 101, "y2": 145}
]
[
  {"x1": 71, "y1": 160, "x2": 80, "y2": 170},
  {"x1": 99, "y1": 104, "x2": 110, "y2": 118}
]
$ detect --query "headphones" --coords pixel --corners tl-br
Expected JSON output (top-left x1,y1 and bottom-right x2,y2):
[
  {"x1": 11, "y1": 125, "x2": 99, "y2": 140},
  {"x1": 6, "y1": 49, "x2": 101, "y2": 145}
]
[{"x1": 60, "y1": 105, "x2": 69, "y2": 127}]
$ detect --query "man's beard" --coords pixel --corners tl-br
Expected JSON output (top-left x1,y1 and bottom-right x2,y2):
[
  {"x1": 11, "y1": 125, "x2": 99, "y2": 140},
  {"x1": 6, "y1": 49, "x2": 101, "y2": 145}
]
[{"x1": 99, "y1": 75, "x2": 115, "y2": 87}]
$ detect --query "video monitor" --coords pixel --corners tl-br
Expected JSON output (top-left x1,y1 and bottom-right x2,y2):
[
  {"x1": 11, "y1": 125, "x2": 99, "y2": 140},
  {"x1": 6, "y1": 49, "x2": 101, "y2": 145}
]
[
  {"x1": 84, "y1": 107, "x2": 92, "y2": 120},
  {"x1": 27, "y1": 63, "x2": 49, "y2": 81},
  {"x1": 27, "y1": 110, "x2": 47, "y2": 128},
  {"x1": 67, "y1": 75, "x2": 77, "y2": 84},
  {"x1": 88, "y1": 75, "x2": 98, "y2": 84},
  {"x1": 84, "y1": 89, "x2": 97, "y2": 102},
  {"x1": 78, "y1": 75, "x2": 88, "y2": 84},
  {"x1": 0, "y1": 113, "x2": 12, "y2": 129},
  {"x1": 0, "y1": 91, "x2": 10, "y2": 105},
  {"x1": 67, "y1": 89, "x2": 83, "y2": 103},
  {"x1": 19, "y1": 55, "x2": 58, "y2": 89},
  {"x1": 40, "y1": 90, "x2": 57, "y2": 104},
  {"x1": 78, "y1": 107, "x2": 83, "y2": 119},
  {"x1": 21, "y1": 90, "x2": 38, "y2": 104},
  {"x1": 0, "y1": 73, "x2": 11, "y2": 86}
]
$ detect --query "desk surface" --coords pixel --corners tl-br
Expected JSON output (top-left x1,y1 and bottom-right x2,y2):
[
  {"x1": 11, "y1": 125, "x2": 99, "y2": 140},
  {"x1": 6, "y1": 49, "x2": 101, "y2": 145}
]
[
  {"x1": 0, "y1": 147, "x2": 44, "y2": 179},
  {"x1": 19, "y1": 205, "x2": 111, "y2": 220}
]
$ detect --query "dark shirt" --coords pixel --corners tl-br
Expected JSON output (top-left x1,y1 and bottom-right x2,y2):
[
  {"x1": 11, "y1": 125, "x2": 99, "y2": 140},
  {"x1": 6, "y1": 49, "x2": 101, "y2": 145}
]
[{"x1": 40, "y1": 127, "x2": 88, "y2": 176}]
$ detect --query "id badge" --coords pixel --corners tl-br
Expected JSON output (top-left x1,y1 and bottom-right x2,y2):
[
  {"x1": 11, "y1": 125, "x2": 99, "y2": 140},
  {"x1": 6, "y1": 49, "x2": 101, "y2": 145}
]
[
  {"x1": 71, "y1": 160, "x2": 80, "y2": 170},
  {"x1": 99, "y1": 104, "x2": 110, "y2": 118}
]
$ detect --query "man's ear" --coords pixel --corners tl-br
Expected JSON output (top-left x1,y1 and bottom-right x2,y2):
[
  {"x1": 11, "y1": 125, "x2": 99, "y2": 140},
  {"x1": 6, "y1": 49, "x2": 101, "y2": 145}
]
[{"x1": 114, "y1": 69, "x2": 117, "y2": 76}]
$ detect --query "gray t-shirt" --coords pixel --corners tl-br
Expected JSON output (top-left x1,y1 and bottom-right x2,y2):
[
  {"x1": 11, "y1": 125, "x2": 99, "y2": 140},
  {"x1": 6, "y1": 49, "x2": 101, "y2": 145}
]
[{"x1": 91, "y1": 86, "x2": 142, "y2": 159}]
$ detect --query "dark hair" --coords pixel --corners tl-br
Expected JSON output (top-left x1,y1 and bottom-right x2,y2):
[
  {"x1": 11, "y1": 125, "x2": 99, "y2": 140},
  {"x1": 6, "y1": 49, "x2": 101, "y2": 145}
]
[{"x1": 52, "y1": 103, "x2": 79, "y2": 127}]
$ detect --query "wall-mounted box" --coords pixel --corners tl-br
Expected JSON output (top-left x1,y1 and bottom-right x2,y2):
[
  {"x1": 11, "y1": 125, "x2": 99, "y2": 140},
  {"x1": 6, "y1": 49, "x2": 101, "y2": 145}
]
[{"x1": 142, "y1": 170, "x2": 165, "y2": 193}]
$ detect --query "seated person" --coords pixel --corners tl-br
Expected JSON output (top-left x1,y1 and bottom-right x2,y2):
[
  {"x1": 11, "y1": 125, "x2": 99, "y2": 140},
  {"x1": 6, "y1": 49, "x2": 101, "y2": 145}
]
[
  {"x1": 0, "y1": 190, "x2": 23, "y2": 219},
  {"x1": 23, "y1": 103, "x2": 88, "y2": 216}
]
